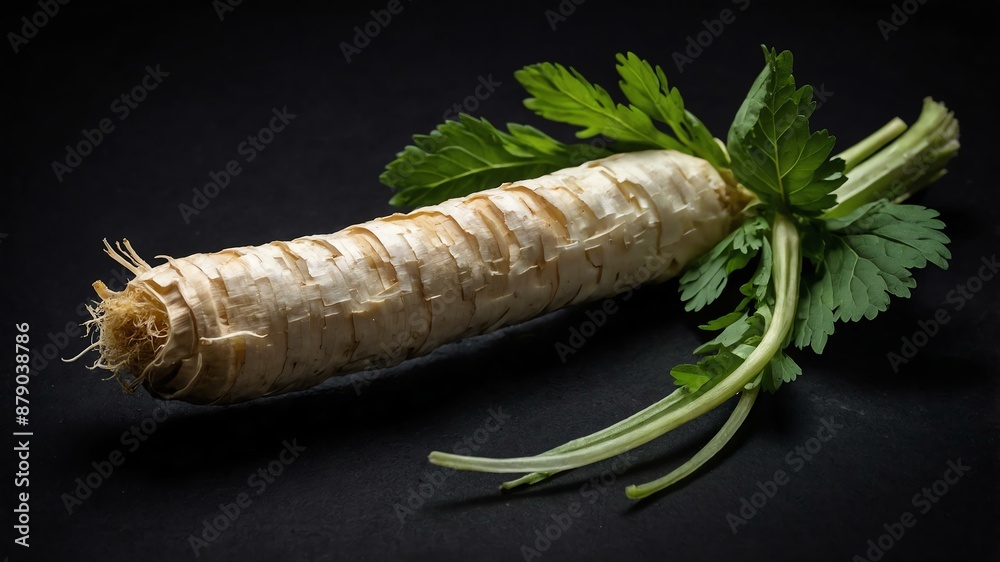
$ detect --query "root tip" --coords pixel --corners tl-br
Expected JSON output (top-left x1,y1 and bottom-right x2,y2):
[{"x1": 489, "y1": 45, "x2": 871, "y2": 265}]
[{"x1": 76, "y1": 283, "x2": 170, "y2": 395}]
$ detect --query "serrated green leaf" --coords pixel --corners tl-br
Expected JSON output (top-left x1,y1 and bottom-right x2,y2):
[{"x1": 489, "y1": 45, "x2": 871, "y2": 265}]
[
  {"x1": 762, "y1": 349, "x2": 802, "y2": 392},
  {"x1": 670, "y1": 365, "x2": 712, "y2": 393},
  {"x1": 671, "y1": 347, "x2": 744, "y2": 392},
  {"x1": 677, "y1": 305, "x2": 773, "y2": 392},
  {"x1": 380, "y1": 114, "x2": 609, "y2": 207},
  {"x1": 727, "y1": 47, "x2": 846, "y2": 215},
  {"x1": 792, "y1": 200, "x2": 951, "y2": 352},
  {"x1": 828, "y1": 201, "x2": 951, "y2": 269},
  {"x1": 679, "y1": 215, "x2": 769, "y2": 311},
  {"x1": 699, "y1": 311, "x2": 745, "y2": 331},
  {"x1": 831, "y1": 201, "x2": 950, "y2": 320},
  {"x1": 794, "y1": 265, "x2": 835, "y2": 353},
  {"x1": 739, "y1": 236, "x2": 772, "y2": 303},
  {"x1": 614, "y1": 52, "x2": 729, "y2": 168},
  {"x1": 695, "y1": 308, "x2": 767, "y2": 355},
  {"x1": 515, "y1": 61, "x2": 685, "y2": 150},
  {"x1": 695, "y1": 312, "x2": 750, "y2": 355}
]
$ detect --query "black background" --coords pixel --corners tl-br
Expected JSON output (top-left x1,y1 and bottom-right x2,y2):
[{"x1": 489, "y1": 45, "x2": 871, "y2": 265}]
[{"x1": 2, "y1": 1, "x2": 999, "y2": 561}]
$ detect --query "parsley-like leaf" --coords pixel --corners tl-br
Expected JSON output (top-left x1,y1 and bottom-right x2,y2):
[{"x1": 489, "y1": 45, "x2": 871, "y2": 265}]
[
  {"x1": 829, "y1": 201, "x2": 951, "y2": 270},
  {"x1": 761, "y1": 349, "x2": 802, "y2": 392},
  {"x1": 793, "y1": 268, "x2": 834, "y2": 354},
  {"x1": 699, "y1": 311, "x2": 746, "y2": 331},
  {"x1": 670, "y1": 365, "x2": 713, "y2": 393},
  {"x1": 739, "y1": 235, "x2": 772, "y2": 303},
  {"x1": 679, "y1": 214, "x2": 769, "y2": 311},
  {"x1": 671, "y1": 349, "x2": 743, "y2": 393},
  {"x1": 515, "y1": 61, "x2": 687, "y2": 151},
  {"x1": 673, "y1": 307, "x2": 769, "y2": 392},
  {"x1": 380, "y1": 114, "x2": 609, "y2": 207},
  {"x1": 695, "y1": 309, "x2": 766, "y2": 355},
  {"x1": 793, "y1": 200, "x2": 951, "y2": 353},
  {"x1": 614, "y1": 52, "x2": 729, "y2": 169},
  {"x1": 727, "y1": 47, "x2": 846, "y2": 215}
]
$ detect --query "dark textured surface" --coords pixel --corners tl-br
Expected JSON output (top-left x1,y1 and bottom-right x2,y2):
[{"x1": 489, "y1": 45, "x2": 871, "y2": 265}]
[{"x1": 2, "y1": 1, "x2": 998, "y2": 561}]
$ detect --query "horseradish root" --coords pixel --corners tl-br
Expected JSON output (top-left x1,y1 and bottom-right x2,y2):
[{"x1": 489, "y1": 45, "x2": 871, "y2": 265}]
[{"x1": 84, "y1": 151, "x2": 745, "y2": 404}]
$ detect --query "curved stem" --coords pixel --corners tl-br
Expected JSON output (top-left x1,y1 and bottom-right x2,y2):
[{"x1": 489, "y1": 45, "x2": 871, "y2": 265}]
[
  {"x1": 625, "y1": 384, "x2": 759, "y2": 500},
  {"x1": 501, "y1": 387, "x2": 691, "y2": 489},
  {"x1": 429, "y1": 214, "x2": 801, "y2": 475}
]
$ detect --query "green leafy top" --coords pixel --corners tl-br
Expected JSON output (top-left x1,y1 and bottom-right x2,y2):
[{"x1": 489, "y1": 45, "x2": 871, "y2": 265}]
[
  {"x1": 381, "y1": 52, "x2": 729, "y2": 207},
  {"x1": 727, "y1": 48, "x2": 846, "y2": 215},
  {"x1": 387, "y1": 46, "x2": 959, "y2": 500},
  {"x1": 515, "y1": 60, "x2": 686, "y2": 150},
  {"x1": 514, "y1": 53, "x2": 728, "y2": 168},
  {"x1": 380, "y1": 114, "x2": 609, "y2": 207},
  {"x1": 613, "y1": 53, "x2": 729, "y2": 169},
  {"x1": 673, "y1": 46, "x2": 953, "y2": 394}
]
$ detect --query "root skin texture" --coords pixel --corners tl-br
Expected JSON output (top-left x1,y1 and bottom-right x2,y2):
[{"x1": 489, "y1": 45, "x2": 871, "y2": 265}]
[{"x1": 87, "y1": 150, "x2": 743, "y2": 404}]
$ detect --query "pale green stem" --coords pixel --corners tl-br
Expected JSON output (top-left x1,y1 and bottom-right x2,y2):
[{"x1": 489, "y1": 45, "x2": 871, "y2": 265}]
[
  {"x1": 826, "y1": 98, "x2": 959, "y2": 218},
  {"x1": 625, "y1": 384, "x2": 759, "y2": 499},
  {"x1": 501, "y1": 387, "x2": 691, "y2": 489},
  {"x1": 835, "y1": 118, "x2": 906, "y2": 173}
]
